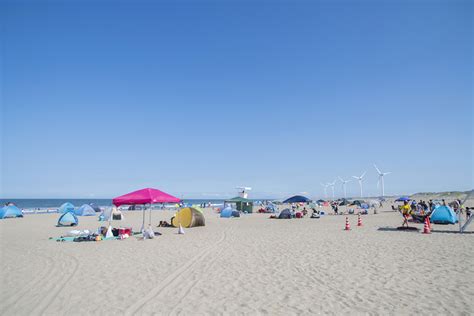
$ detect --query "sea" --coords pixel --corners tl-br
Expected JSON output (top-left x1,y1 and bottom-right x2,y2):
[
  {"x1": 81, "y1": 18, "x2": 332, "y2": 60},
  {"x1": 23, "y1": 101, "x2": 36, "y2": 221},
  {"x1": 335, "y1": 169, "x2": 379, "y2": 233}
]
[{"x1": 0, "y1": 199, "x2": 228, "y2": 211}]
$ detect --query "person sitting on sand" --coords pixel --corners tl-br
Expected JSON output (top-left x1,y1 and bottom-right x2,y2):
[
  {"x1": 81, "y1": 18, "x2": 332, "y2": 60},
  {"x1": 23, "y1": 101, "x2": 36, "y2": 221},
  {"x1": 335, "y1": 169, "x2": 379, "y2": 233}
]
[
  {"x1": 302, "y1": 207, "x2": 308, "y2": 217},
  {"x1": 158, "y1": 220, "x2": 172, "y2": 227},
  {"x1": 401, "y1": 201, "x2": 412, "y2": 228}
]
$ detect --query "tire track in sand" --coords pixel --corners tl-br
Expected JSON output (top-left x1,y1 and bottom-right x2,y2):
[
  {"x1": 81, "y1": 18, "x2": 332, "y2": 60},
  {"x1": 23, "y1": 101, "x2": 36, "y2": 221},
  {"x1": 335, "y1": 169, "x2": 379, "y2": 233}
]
[
  {"x1": 0, "y1": 246, "x2": 57, "y2": 314},
  {"x1": 29, "y1": 249, "x2": 80, "y2": 315},
  {"x1": 125, "y1": 224, "x2": 232, "y2": 315},
  {"x1": 167, "y1": 225, "x2": 234, "y2": 315}
]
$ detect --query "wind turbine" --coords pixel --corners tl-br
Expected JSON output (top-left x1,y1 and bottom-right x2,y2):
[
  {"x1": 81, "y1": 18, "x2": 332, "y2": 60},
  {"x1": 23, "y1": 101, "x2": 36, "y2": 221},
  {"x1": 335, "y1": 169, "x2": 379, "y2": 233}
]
[
  {"x1": 328, "y1": 179, "x2": 337, "y2": 200},
  {"x1": 352, "y1": 171, "x2": 367, "y2": 198},
  {"x1": 320, "y1": 183, "x2": 329, "y2": 199},
  {"x1": 374, "y1": 164, "x2": 391, "y2": 197},
  {"x1": 338, "y1": 177, "x2": 351, "y2": 199}
]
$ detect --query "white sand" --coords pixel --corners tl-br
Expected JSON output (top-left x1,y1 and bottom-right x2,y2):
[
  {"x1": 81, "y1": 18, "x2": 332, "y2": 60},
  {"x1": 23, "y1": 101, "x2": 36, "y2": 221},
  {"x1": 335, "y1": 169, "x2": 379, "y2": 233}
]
[{"x1": 1, "y1": 204, "x2": 473, "y2": 315}]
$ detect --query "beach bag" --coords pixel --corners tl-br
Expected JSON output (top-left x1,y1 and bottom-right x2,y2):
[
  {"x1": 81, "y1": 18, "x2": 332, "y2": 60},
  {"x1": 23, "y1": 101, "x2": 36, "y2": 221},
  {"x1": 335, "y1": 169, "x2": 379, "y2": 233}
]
[{"x1": 105, "y1": 226, "x2": 114, "y2": 239}]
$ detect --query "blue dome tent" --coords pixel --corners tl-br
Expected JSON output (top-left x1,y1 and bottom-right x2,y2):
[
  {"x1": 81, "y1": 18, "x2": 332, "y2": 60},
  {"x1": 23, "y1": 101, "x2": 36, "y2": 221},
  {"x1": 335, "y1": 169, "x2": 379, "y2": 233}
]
[
  {"x1": 74, "y1": 204, "x2": 96, "y2": 216},
  {"x1": 58, "y1": 202, "x2": 75, "y2": 214},
  {"x1": 220, "y1": 207, "x2": 238, "y2": 218},
  {"x1": 430, "y1": 205, "x2": 458, "y2": 224},
  {"x1": 57, "y1": 212, "x2": 79, "y2": 226},
  {"x1": 278, "y1": 209, "x2": 292, "y2": 219},
  {"x1": 89, "y1": 203, "x2": 102, "y2": 212},
  {"x1": 0, "y1": 205, "x2": 23, "y2": 219}
]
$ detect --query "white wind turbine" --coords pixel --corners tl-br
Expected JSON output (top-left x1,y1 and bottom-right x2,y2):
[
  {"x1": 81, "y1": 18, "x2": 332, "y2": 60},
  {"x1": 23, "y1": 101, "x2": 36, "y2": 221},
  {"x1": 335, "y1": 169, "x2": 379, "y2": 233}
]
[
  {"x1": 328, "y1": 179, "x2": 337, "y2": 200},
  {"x1": 374, "y1": 164, "x2": 391, "y2": 197},
  {"x1": 320, "y1": 183, "x2": 329, "y2": 199},
  {"x1": 352, "y1": 171, "x2": 367, "y2": 198},
  {"x1": 338, "y1": 177, "x2": 351, "y2": 199}
]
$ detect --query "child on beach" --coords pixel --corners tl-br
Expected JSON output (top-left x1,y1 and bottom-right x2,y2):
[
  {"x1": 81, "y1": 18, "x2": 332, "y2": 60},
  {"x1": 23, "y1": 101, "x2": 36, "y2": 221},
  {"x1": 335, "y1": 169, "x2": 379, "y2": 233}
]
[{"x1": 401, "y1": 201, "x2": 412, "y2": 227}]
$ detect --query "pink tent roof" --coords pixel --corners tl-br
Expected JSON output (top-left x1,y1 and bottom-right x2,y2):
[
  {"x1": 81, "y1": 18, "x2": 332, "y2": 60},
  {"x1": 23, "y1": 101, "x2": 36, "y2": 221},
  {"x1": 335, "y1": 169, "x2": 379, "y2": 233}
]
[{"x1": 112, "y1": 188, "x2": 181, "y2": 206}]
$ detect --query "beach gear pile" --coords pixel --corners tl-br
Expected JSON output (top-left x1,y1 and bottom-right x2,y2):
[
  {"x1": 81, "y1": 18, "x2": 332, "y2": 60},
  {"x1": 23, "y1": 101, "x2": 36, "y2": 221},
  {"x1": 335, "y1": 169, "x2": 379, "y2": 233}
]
[{"x1": 55, "y1": 226, "x2": 133, "y2": 242}]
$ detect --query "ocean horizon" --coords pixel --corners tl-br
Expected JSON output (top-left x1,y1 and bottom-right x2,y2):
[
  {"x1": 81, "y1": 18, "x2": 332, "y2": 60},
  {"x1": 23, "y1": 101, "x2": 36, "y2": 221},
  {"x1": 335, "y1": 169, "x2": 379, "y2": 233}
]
[{"x1": 0, "y1": 198, "x2": 272, "y2": 209}]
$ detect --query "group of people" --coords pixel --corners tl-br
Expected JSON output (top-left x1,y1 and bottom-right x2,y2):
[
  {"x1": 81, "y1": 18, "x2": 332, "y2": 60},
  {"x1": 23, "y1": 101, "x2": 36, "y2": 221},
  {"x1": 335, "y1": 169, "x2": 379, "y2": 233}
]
[{"x1": 399, "y1": 198, "x2": 472, "y2": 228}]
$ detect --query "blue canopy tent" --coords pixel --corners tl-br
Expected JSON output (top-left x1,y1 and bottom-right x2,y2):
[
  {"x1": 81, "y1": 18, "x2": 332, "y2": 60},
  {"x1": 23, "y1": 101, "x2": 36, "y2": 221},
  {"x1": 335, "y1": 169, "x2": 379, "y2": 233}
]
[
  {"x1": 395, "y1": 197, "x2": 411, "y2": 202},
  {"x1": 57, "y1": 212, "x2": 79, "y2": 226},
  {"x1": 74, "y1": 204, "x2": 96, "y2": 216},
  {"x1": 283, "y1": 195, "x2": 311, "y2": 203},
  {"x1": 58, "y1": 202, "x2": 75, "y2": 214},
  {"x1": 430, "y1": 206, "x2": 458, "y2": 224},
  {"x1": 0, "y1": 205, "x2": 23, "y2": 219}
]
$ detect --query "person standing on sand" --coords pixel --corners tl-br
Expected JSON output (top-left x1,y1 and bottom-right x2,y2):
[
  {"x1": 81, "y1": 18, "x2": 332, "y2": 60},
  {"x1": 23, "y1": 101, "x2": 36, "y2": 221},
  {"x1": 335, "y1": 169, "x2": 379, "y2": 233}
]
[{"x1": 401, "y1": 201, "x2": 411, "y2": 228}]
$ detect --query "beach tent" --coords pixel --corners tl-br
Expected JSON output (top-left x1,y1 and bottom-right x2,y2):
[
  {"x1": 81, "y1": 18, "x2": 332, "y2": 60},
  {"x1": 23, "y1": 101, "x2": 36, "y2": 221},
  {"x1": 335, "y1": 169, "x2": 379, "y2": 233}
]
[
  {"x1": 57, "y1": 212, "x2": 78, "y2": 226},
  {"x1": 278, "y1": 209, "x2": 292, "y2": 219},
  {"x1": 283, "y1": 195, "x2": 311, "y2": 204},
  {"x1": 89, "y1": 203, "x2": 102, "y2": 212},
  {"x1": 338, "y1": 199, "x2": 349, "y2": 206},
  {"x1": 430, "y1": 206, "x2": 458, "y2": 224},
  {"x1": 0, "y1": 205, "x2": 23, "y2": 219},
  {"x1": 58, "y1": 202, "x2": 75, "y2": 214},
  {"x1": 350, "y1": 200, "x2": 365, "y2": 206},
  {"x1": 220, "y1": 207, "x2": 238, "y2": 218},
  {"x1": 266, "y1": 203, "x2": 278, "y2": 213},
  {"x1": 172, "y1": 207, "x2": 205, "y2": 228},
  {"x1": 395, "y1": 197, "x2": 411, "y2": 202},
  {"x1": 99, "y1": 207, "x2": 124, "y2": 221},
  {"x1": 74, "y1": 204, "x2": 96, "y2": 216},
  {"x1": 111, "y1": 207, "x2": 124, "y2": 220},
  {"x1": 112, "y1": 187, "x2": 181, "y2": 230},
  {"x1": 225, "y1": 197, "x2": 253, "y2": 213},
  {"x1": 99, "y1": 208, "x2": 112, "y2": 221},
  {"x1": 360, "y1": 203, "x2": 370, "y2": 209}
]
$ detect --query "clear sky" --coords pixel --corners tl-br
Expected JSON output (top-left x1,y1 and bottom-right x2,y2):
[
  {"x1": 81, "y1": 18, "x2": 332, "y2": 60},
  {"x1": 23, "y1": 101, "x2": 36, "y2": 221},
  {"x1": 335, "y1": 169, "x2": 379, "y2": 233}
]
[{"x1": 1, "y1": 0, "x2": 472, "y2": 199}]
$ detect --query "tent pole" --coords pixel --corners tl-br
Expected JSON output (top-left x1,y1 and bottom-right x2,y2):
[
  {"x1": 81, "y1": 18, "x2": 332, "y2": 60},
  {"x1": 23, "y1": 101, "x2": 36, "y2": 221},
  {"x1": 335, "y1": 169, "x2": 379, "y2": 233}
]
[
  {"x1": 142, "y1": 205, "x2": 145, "y2": 232},
  {"x1": 149, "y1": 203, "x2": 152, "y2": 227}
]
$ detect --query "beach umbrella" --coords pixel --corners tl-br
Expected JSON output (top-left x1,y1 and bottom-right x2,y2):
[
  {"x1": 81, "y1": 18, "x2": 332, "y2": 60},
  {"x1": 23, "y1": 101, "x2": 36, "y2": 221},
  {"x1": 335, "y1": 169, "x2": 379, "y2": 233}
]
[
  {"x1": 395, "y1": 196, "x2": 411, "y2": 202},
  {"x1": 283, "y1": 195, "x2": 311, "y2": 203},
  {"x1": 112, "y1": 188, "x2": 181, "y2": 231}
]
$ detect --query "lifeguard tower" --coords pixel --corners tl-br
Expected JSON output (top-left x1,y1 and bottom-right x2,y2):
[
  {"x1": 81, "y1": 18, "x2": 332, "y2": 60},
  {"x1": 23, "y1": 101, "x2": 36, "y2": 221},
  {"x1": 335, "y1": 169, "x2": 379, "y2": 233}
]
[
  {"x1": 237, "y1": 187, "x2": 252, "y2": 199},
  {"x1": 225, "y1": 187, "x2": 253, "y2": 213}
]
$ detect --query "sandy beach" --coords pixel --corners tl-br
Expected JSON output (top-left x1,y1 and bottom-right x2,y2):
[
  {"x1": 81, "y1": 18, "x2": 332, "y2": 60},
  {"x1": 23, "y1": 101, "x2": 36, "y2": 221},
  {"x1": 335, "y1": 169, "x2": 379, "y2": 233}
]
[{"x1": 1, "y1": 202, "x2": 473, "y2": 315}]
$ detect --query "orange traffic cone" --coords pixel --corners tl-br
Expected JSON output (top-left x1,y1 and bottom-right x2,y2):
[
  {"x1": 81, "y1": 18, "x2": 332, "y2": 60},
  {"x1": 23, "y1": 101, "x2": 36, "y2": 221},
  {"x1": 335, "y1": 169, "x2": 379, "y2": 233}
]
[
  {"x1": 423, "y1": 217, "x2": 431, "y2": 234},
  {"x1": 357, "y1": 214, "x2": 363, "y2": 227},
  {"x1": 345, "y1": 217, "x2": 351, "y2": 231},
  {"x1": 427, "y1": 216, "x2": 432, "y2": 230}
]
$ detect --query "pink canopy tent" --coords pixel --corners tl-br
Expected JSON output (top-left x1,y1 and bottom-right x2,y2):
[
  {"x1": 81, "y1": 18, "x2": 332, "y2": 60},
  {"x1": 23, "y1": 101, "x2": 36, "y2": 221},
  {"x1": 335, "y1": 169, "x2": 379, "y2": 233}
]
[
  {"x1": 112, "y1": 188, "x2": 180, "y2": 206},
  {"x1": 112, "y1": 188, "x2": 181, "y2": 231}
]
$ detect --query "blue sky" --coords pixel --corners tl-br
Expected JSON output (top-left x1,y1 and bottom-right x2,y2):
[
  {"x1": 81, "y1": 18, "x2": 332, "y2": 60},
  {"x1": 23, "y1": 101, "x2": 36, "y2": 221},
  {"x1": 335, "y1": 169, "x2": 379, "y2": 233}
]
[{"x1": 1, "y1": 0, "x2": 472, "y2": 199}]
